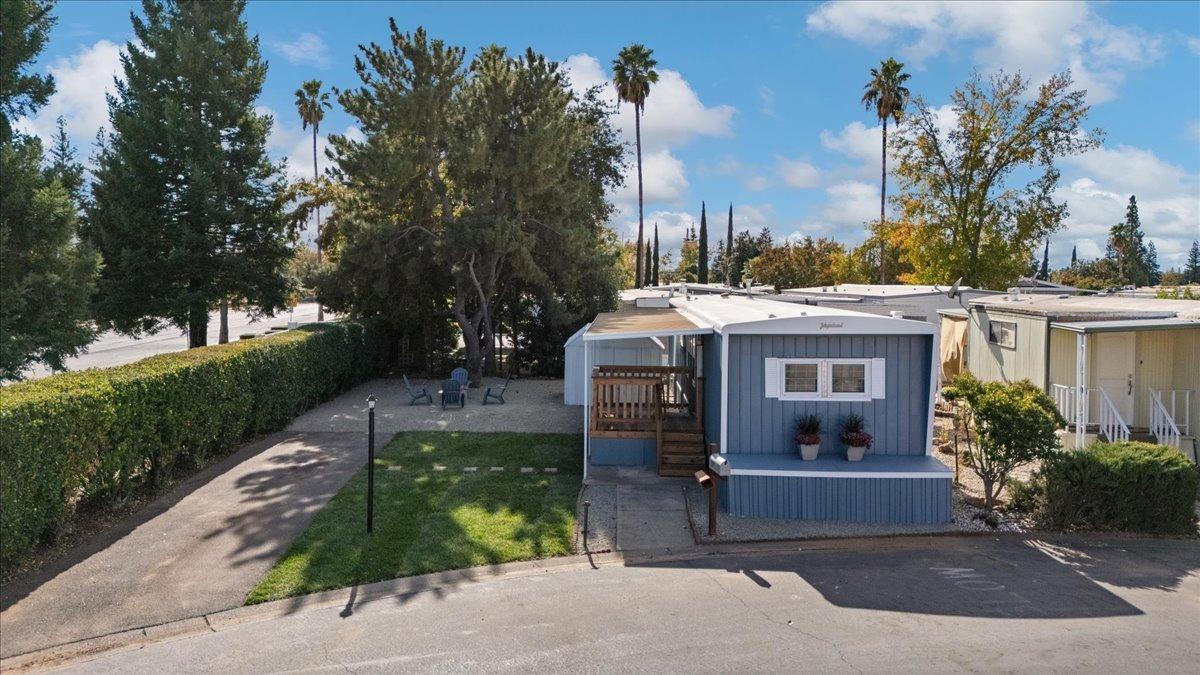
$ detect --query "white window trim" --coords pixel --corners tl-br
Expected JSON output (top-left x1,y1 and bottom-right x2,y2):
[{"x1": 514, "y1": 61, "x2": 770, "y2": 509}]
[{"x1": 777, "y1": 358, "x2": 873, "y2": 402}]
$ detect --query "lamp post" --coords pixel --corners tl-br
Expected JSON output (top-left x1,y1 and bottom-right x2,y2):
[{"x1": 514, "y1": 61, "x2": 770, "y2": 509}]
[{"x1": 366, "y1": 394, "x2": 376, "y2": 533}]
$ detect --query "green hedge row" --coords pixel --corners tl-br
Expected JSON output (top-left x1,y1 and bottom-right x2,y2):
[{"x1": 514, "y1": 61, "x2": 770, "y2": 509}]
[
  {"x1": 0, "y1": 320, "x2": 389, "y2": 570},
  {"x1": 1035, "y1": 442, "x2": 1198, "y2": 535}
]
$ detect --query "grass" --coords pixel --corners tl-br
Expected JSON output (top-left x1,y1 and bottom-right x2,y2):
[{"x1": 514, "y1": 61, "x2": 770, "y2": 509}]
[{"x1": 245, "y1": 431, "x2": 582, "y2": 604}]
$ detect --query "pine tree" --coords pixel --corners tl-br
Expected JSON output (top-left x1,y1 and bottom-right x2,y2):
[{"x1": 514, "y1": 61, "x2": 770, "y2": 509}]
[
  {"x1": 90, "y1": 0, "x2": 292, "y2": 348},
  {"x1": 47, "y1": 115, "x2": 85, "y2": 205},
  {"x1": 643, "y1": 241, "x2": 653, "y2": 288},
  {"x1": 1106, "y1": 195, "x2": 1149, "y2": 286},
  {"x1": 697, "y1": 201, "x2": 709, "y2": 283},
  {"x1": 1187, "y1": 241, "x2": 1200, "y2": 284},
  {"x1": 1037, "y1": 240, "x2": 1049, "y2": 280},
  {"x1": 652, "y1": 222, "x2": 659, "y2": 285},
  {"x1": 1, "y1": 0, "x2": 100, "y2": 379},
  {"x1": 1145, "y1": 241, "x2": 1161, "y2": 285},
  {"x1": 1070, "y1": 245, "x2": 1077, "y2": 266}
]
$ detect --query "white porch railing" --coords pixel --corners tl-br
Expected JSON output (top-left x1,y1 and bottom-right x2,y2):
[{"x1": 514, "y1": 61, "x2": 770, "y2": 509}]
[
  {"x1": 1051, "y1": 384, "x2": 1079, "y2": 425},
  {"x1": 1096, "y1": 388, "x2": 1130, "y2": 443},
  {"x1": 1149, "y1": 389, "x2": 1192, "y2": 449}
]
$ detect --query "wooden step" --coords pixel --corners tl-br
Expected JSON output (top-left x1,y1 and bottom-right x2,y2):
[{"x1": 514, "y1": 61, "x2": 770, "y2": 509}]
[
  {"x1": 659, "y1": 466, "x2": 702, "y2": 477},
  {"x1": 661, "y1": 431, "x2": 704, "y2": 442},
  {"x1": 661, "y1": 451, "x2": 704, "y2": 465}
]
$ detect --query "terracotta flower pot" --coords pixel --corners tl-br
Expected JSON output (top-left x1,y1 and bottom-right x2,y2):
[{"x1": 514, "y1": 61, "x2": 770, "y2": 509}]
[{"x1": 846, "y1": 445, "x2": 866, "y2": 462}]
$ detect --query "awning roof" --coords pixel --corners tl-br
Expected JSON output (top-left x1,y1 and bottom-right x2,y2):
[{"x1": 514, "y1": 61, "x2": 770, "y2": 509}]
[
  {"x1": 583, "y1": 308, "x2": 711, "y2": 341},
  {"x1": 1051, "y1": 318, "x2": 1200, "y2": 334}
]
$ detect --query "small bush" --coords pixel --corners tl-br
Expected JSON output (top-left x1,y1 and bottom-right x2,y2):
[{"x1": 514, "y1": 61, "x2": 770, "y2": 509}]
[
  {"x1": 0, "y1": 320, "x2": 390, "y2": 570},
  {"x1": 1038, "y1": 442, "x2": 1198, "y2": 535}
]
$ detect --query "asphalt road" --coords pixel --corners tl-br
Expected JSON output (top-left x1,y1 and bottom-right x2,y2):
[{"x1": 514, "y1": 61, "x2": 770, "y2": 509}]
[
  {"x1": 60, "y1": 535, "x2": 1200, "y2": 673},
  {"x1": 23, "y1": 303, "x2": 327, "y2": 379}
]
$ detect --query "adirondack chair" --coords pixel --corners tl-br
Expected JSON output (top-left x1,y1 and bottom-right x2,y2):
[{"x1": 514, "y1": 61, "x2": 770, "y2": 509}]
[
  {"x1": 439, "y1": 378, "x2": 465, "y2": 410},
  {"x1": 403, "y1": 374, "x2": 431, "y2": 405},
  {"x1": 450, "y1": 367, "x2": 470, "y2": 389},
  {"x1": 483, "y1": 373, "x2": 512, "y2": 405}
]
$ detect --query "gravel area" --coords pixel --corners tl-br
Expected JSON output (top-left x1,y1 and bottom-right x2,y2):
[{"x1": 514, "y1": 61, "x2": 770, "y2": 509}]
[{"x1": 574, "y1": 483, "x2": 617, "y2": 554}]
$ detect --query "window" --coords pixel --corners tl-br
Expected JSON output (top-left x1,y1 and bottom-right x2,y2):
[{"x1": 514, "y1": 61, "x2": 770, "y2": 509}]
[
  {"x1": 830, "y1": 363, "x2": 867, "y2": 395},
  {"x1": 988, "y1": 319, "x2": 1017, "y2": 349},
  {"x1": 769, "y1": 358, "x2": 881, "y2": 401},
  {"x1": 784, "y1": 362, "x2": 819, "y2": 394}
]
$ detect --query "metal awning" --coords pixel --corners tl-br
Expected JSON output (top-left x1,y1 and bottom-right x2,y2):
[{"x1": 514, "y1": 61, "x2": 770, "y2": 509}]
[
  {"x1": 583, "y1": 308, "x2": 712, "y2": 341},
  {"x1": 1051, "y1": 318, "x2": 1200, "y2": 334}
]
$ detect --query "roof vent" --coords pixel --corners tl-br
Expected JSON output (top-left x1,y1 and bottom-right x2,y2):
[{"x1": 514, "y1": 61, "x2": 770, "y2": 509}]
[{"x1": 889, "y1": 311, "x2": 904, "y2": 318}]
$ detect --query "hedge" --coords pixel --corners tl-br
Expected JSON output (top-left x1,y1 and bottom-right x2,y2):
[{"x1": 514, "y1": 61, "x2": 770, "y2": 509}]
[
  {"x1": 1037, "y1": 442, "x2": 1199, "y2": 535},
  {"x1": 0, "y1": 320, "x2": 390, "y2": 570}
]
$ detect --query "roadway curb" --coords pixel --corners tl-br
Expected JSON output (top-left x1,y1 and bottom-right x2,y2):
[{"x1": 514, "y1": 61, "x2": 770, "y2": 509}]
[{"x1": 0, "y1": 533, "x2": 1039, "y2": 672}]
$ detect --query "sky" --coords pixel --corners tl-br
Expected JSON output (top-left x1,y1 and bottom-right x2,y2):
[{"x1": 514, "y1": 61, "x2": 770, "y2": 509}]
[{"x1": 19, "y1": 0, "x2": 1200, "y2": 270}]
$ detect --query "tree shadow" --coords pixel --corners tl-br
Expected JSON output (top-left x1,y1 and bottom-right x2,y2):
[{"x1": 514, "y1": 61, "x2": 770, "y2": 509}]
[{"x1": 629, "y1": 534, "x2": 1198, "y2": 620}]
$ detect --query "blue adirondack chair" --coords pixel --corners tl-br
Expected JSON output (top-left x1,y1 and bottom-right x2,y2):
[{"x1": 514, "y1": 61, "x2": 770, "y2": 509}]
[
  {"x1": 403, "y1": 374, "x2": 432, "y2": 405},
  {"x1": 439, "y1": 378, "x2": 465, "y2": 410},
  {"x1": 483, "y1": 373, "x2": 512, "y2": 405},
  {"x1": 450, "y1": 367, "x2": 470, "y2": 389}
]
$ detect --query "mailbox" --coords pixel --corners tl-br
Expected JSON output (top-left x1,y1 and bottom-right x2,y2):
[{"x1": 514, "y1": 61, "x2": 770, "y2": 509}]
[{"x1": 707, "y1": 453, "x2": 730, "y2": 477}]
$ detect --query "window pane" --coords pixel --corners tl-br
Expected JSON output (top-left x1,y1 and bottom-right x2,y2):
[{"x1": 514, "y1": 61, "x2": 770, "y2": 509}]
[
  {"x1": 784, "y1": 363, "x2": 818, "y2": 393},
  {"x1": 831, "y1": 363, "x2": 866, "y2": 393}
]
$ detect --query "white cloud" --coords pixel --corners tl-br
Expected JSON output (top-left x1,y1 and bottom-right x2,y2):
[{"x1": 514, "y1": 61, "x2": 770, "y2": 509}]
[
  {"x1": 807, "y1": 1, "x2": 1162, "y2": 103},
  {"x1": 1055, "y1": 146, "x2": 1200, "y2": 268},
  {"x1": 744, "y1": 175, "x2": 770, "y2": 191},
  {"x1": 15, "y1": 40, "x2": 123, "y2": 149},
  {"x1": 778, "y1": 157, "x2": 821, "y2": 189},
  {"x1": 563, "y1": 53, "x2": 735, "y2": 151},
  {"x1": 759, "y1": 86, "x2": 777, "y2": 117},
  {"x1": 272, "y1": 32, "x2": 330, "y2": 68},
  {"x1": 820, "y1": 121, "x2": 880, "y2": 166},
  {"x1": 612, "y1": 148, "x2": 689, "y2": 208}
]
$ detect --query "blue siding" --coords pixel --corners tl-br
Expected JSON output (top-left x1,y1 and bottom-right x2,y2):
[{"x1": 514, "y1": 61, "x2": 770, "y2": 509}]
[
  {"x1": 702, "y1": 332, "x2": 722, "y2": 449},
  {"x1": 725, "y1": 334, "x2": 932, "y2": 456},
  {"x1": 590, "y1": 437, "x2": 656, "y2": 466},
  {"x1": 724, "y1": 474, "x2": 952, "y2": 524}
]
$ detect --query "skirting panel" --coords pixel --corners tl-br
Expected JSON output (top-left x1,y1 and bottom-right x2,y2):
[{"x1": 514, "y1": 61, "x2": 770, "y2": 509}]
[
  {"x1": 589, "y1": 437, "x2": 657, "y2": 467},
  {"x1": 721, "y1": 474, "x2": 952, "y2": 524}
]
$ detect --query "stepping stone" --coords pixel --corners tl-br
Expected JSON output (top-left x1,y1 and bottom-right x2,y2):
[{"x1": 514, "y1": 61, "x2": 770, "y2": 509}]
[
  {"x1": 543, "y1": 467, "x2": 558, "y2": 474},
  {"x1": 520, "y1": 467, "x2": 534, "y2": 474},
  {"x1": 463, "y1": 467, "x2": 477, "y2": 473},
  {"x1": 386, "y1": 465, "x2": 403, "y2": 472},
  {"x1": 434, "y1": 465, "x2": 447, "y2": 472},
  {"x1": 490, "y1": 466, "x2": 504, "y2": 472}
]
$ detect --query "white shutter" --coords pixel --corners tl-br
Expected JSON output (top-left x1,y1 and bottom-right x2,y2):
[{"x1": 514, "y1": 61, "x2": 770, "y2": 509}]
[
  {"x1": 764, "y1": 358, "x2": 780, "y2": 398},
  {"x1": 871, "y1": 358, "x2": 886, "y2": 399}
]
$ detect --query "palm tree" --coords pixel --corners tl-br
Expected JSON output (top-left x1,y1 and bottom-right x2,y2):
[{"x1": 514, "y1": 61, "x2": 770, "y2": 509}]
[
  {"x1": 612, "y1": 44, "x2": 659, "y2": 288},
  {"x1": 861, "y1": 58, "x2": 910, "y2": 284},
  {"x1": 295, "y1": 79, "x2": 331, "y2": 320}
]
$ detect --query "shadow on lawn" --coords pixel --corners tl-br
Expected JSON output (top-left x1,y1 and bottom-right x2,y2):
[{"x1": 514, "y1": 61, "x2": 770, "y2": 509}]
[
  {"x1": 630, "y1": 534, "x2": 1199, "y2": 620},
  {"x1": 258, "y1": 431, "x2": 583, "y2": 616}
]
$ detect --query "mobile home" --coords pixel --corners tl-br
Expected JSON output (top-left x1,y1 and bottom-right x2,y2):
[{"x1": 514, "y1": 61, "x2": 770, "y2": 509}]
[{"x1": 576, "y1": 294, "x2": 951, "y2": 524}]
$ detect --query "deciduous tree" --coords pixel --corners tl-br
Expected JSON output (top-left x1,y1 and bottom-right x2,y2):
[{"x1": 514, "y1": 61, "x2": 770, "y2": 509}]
[{"x1": 892, "y1": 71, "x2": 1100, "y2": 289}]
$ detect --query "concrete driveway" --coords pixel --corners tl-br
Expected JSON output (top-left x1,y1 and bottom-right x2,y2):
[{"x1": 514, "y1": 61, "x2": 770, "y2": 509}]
[
  {"x1": 46, "y1": 536, "x2": 1200, "y2": 673},
  {"x1": 0, "y1": 377, "x2": 580, "y2": 660}
]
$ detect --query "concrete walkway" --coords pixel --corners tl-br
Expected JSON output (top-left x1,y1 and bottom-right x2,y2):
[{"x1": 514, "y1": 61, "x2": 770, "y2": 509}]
[
  {"x1": 0, "y1": 377, "x2": 580, "y2": 660},
  {"x1": 580, "y1": 466, "x2": 696, "y2": 553}
]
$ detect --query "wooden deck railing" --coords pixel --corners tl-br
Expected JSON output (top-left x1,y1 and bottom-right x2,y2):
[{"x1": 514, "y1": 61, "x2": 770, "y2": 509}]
[{"x1": 590, "y1": 365, "x2": 703, "y2": 436}]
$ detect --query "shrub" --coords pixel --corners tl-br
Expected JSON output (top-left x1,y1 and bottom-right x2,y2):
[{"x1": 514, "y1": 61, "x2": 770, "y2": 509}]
[
  {"x1": 0, "y1": 320, "x2": 390, "y2": 570},
  {"x1": 1038, "y1": 442, "x2": 1198, "y2": 535},
  {"x1": 942, "y1": 373, "x2": 1064, "y2": 511}
]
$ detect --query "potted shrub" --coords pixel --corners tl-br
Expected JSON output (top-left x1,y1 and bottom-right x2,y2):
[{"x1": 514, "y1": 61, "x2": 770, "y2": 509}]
[
  {"x1": 794, "y1": 414, "x2": 822, "y2": 460},
  {"x1": 840, "y1": 413, "x2": 873, "y2": 462}
]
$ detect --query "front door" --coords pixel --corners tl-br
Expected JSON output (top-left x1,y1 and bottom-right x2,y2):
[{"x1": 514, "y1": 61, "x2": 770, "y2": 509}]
[{"x1": 1092, "y1": 333, "x2": 1135, "y2": 422}]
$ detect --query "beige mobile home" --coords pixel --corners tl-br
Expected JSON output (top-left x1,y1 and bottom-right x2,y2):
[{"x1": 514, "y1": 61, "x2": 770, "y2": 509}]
[{"x1": 958, "y1": 293, "x2": 1200, "y2": 459}]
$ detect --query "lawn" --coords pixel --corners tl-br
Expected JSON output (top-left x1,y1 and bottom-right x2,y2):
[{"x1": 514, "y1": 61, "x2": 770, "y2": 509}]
[{"x1": 246, "y1": 431, "x2": 582, "y2": 604}]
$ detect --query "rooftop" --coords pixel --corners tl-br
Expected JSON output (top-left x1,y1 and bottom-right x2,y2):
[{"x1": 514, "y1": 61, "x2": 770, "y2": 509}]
[
  {"x1": 672, "y1": 293, "x2": 934, "y2": 335},
  {"x1": 971, "y1": 293, "x2": 1200, "y2": 321},
  {"x1": 583, "y1": 308, "x2": 709, "y2": 341},
  {"x1": 783, "y1": 284, "x2": 974, "y2": 298}
]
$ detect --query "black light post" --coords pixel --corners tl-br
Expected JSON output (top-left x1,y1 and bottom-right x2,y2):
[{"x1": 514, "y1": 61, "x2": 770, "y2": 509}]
[{"x1": 366, "y1": 394, "x2": 376, "y2": 533}]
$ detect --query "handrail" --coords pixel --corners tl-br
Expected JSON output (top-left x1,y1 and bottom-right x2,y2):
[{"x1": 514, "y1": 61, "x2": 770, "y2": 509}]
[
  {"x1": 1096, "y1": 388, "x2": 1130, "y2": 443},
  {"x1": 1149, "y1": 389, "x2": 1182, "y2": 449},
  {"x1": 1150, "y1": 389, "x2": 1192, "y2": 437},
  {"x1": 590, "y1": 374, "x2": 659, "y2": 433},
  {"x1": 1050, "y1": 384, "x2": 1076, "y2": 426}
]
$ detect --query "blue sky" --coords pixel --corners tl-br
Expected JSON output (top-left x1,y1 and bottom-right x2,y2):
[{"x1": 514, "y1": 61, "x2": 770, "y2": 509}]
[{"x1": 21, "y1": 1, "x2": 1200, "y2": 269}]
